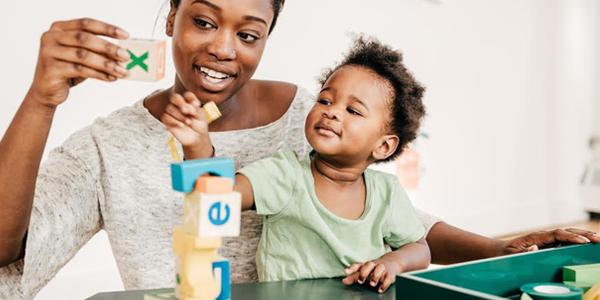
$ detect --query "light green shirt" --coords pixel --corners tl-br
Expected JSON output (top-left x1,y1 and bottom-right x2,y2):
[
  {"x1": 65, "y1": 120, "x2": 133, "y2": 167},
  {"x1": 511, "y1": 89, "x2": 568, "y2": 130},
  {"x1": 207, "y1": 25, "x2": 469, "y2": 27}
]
[{"x1": 239, "y1": 149, "x2": 425, "y2": 282}]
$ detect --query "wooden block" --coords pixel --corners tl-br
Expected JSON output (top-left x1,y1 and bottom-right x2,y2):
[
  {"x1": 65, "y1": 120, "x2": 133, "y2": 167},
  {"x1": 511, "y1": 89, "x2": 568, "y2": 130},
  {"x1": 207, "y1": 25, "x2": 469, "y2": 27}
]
[
  {"x1": 584, "y1": 281, "x2": 600, "y2": 300},
  {"x1": 202, "y1": 102, "x2": 222, "y2": 123},
  {"x1": 213, "y1": 258, "x2": 231, "y2": 300},
  {"x1": 171, "y1": 158, "x2": 235, "y2": 193},
  {"x1": 564, "y1": 264, "x2": 600, "y2": 284},
  {"x1": 175, "y1": 253, "x2": 220, "y2": 300},
  {"x1": 194, "y1": 176, "x2": 234, "y2": 194},
  {"x1": 119, "y1": 38, "x2": 166, "y2": 82},
  {"x1": 183, "y1": 192, "x2": 241, "y2": 237},
  {"x1": 173, "y1": 226, "x2": 221, "y2": 253}
]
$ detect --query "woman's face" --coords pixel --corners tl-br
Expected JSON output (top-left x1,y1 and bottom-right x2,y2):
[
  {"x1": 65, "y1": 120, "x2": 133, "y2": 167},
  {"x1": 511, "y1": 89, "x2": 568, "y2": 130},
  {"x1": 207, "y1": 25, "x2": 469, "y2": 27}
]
[{"x1": 167, "y1": 0, "x2": 274, "y2": 104}]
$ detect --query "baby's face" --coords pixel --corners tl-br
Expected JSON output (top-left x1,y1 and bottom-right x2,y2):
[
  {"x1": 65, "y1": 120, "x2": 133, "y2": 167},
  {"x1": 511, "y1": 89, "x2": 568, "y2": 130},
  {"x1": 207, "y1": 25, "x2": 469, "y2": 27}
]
[{"x1": 305, "y1": 65, "x2": 393, "y2": 163}]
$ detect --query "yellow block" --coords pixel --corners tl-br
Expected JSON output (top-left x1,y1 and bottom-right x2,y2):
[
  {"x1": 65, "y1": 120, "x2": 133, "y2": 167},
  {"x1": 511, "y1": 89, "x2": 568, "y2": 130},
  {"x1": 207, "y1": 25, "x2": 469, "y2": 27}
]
[
  {"x1": 173, "y1": 227, "x2": 221, "y2": 300},
  {"x1": 202, "y1": 102, "x2": 222, "y2": 123},
  {"x1": 585, "y1": 281, "x2": 600, "y2": 300},
  {"x1": 173, "y1": 226, "x2": 221, "y2": 253}
]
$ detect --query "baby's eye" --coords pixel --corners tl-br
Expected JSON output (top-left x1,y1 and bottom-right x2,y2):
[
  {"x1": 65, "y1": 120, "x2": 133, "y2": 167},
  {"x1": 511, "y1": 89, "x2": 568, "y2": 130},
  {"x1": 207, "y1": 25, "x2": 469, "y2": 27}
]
[
  {"x1": 347, "y1": 107, "x2": 362, "y2": 116},
  {"x1": 317, "y1": 99, "x2": 331, "y2": 105},
  {"x1": 238, "y1": 32, "x2": 259, "y2": 43},
  {"x1": 193, "y1": 18, "x2": 216, "y2": 29}
]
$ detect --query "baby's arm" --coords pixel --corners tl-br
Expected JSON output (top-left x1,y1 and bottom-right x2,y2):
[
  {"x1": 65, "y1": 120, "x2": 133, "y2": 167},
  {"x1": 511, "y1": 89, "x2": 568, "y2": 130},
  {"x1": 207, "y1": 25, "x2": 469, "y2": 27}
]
[
  {"x1": 342, "y1": 238, "x2": 430, "y2": 293},
  {"x1": 234, "y1": 174, "x2": 255, "y2": 211}
]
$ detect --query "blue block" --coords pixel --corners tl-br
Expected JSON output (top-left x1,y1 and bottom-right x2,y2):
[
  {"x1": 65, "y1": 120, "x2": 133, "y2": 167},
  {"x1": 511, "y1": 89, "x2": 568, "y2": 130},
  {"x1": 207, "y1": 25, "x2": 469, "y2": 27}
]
[
  {"x1": 171, "y1": 157, "x2": 235, "y2": 193},
  {"x1": 213, "y1": 259, "x2": 231, "y2": 300}
]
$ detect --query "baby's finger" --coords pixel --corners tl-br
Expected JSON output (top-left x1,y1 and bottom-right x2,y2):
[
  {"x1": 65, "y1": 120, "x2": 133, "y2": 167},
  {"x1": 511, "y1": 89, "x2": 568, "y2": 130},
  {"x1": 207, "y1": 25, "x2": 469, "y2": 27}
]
[
  {"x1": 173, "y1": 94, "x2": 200, "y2": 117},
  {"x1": 183, "y1": 91, "x2": 202, "y2": 107},
  {"x1": 378, "y1": 272, "x2": 396, "y2": 294},
  {"x1": 369, "y1": 264, "x2": 386, "y2": 287},
  {"x1": 358, "y1": 261, "x2": 376, "y2": 284},
  {"x1": 344, "y1": 263, "x2": 362, "y2": 276},
  {"x1": 165, "y1": 104, "x2": 193, "y2": 126},
  {"x1": 341, "y1": 272, "x2": 360, "y2": 286},
  {"x1": 160, "y1": 112, "x2": 185, "y2": 129}
]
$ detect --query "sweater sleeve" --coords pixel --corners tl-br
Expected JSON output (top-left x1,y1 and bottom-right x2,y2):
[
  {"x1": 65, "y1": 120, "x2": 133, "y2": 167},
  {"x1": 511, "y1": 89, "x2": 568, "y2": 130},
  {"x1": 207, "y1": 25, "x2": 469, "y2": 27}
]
[{"x1": 0, "y1": 127, "x2": 104, "y2": 299}]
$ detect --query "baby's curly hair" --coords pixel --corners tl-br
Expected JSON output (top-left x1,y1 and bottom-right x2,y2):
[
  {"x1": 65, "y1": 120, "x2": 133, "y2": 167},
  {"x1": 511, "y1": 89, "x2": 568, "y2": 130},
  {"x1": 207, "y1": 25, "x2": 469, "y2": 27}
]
[{"x1": 319, "y1": 36, "x2": 426, "y2": 163}]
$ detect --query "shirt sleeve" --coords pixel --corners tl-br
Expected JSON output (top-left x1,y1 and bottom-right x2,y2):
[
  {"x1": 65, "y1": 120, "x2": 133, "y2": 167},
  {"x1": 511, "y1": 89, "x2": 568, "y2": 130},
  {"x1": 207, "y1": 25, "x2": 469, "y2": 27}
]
[
  {"x1": 415, "y1": 207, "x2": 442, "y2": 236},
  {"x1": 237, "y1": 149, "x2": 299, "y2": 216},
  {"x1": 384, "y1": 178, "x2": 426, "y2": 248},
  {"x1": 0, "y1": 127, "x2": 103, "y2": 299}
]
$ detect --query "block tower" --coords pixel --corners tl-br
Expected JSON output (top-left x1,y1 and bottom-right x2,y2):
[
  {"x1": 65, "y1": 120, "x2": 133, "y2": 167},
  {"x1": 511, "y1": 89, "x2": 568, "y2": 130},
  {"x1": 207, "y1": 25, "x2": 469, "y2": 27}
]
[{"x1": 145, "y1": 102, "x2": 238, "y2": 300}]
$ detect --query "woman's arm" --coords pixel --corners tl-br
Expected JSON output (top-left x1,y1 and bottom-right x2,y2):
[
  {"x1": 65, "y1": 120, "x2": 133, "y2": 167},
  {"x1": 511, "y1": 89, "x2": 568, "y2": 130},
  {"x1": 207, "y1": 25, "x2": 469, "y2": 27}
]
[
  {"x1": 427, "y1": 222, "x2": 600, "y2": 265},
  {"x1": 0, "y1": 18, "x2": 129, "y2": 266},
  {"x1": 342, "y1": 238, "x2": 430, "y2": 293}
]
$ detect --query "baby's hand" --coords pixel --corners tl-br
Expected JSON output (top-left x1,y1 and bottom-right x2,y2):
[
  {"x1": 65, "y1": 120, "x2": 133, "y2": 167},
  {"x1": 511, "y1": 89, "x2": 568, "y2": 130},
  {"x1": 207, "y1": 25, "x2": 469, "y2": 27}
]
[
  {"x1": 342, "y1": 259, "x2": 399, "y2": 293},
  {"x1": 161, "y1": 91, "x2": 213, "y2": 158}
]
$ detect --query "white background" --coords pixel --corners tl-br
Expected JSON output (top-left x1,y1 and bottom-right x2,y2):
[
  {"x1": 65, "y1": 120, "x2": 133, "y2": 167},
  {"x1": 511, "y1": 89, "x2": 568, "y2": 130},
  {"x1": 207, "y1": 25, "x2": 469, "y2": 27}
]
[{"x1": 1, "y1": 0, "x2": 599, "y2": 299}]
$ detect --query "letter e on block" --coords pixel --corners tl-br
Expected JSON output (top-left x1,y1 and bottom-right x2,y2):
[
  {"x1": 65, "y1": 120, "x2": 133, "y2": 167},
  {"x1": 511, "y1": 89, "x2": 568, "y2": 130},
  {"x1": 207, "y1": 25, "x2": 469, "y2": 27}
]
[{"x1": 199, "y1": 192, "x2": 241, "y2": 237}]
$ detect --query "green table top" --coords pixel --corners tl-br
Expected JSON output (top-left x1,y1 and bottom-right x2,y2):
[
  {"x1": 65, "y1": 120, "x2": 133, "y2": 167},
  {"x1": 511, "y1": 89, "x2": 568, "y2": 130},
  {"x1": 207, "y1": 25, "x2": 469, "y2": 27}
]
[{"x1": 87, "y1": 278, "x2": 393, "y2": 300}]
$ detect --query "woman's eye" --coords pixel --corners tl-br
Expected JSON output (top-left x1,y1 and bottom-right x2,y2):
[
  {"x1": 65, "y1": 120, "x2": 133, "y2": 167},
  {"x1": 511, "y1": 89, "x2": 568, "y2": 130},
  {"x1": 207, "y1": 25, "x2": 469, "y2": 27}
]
[
  {"x1": 317, "y1": 99, "x2": 331, "y2": 105},
  {"x1": 193, "y1": 18, "x2": 215, "y2": 29},
  {"x1": 238, "y1": 32, "x2": 259, "y2": 42}
]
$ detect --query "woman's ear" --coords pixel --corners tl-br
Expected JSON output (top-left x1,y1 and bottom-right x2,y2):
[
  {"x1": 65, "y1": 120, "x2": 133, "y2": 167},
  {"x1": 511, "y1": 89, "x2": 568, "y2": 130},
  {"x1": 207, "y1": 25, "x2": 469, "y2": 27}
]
[
  {"x1": 166, "y1": 5, "x2": 177, "y2": 37},
  {"x1": 372, "y1": 135, "x2": 400, "y2": 161}
]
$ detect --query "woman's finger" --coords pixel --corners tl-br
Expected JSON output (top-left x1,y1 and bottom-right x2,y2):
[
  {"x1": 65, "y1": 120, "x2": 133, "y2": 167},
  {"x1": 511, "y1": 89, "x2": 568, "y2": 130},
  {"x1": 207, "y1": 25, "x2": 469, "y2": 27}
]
[
  {"x1": 183, "y1": 91, "x2": 202, "y2": 107},
  {"x1": 170, "y1": 94, "x2": 199, "y2": 117},
  {"x1": 51, "y1": 59, "x2": 116, "y2": 82},
  {"x1": 565, "y1": 228, "x2": 600, "y2": 243},
  {"x1": 49, "y1": 18, "x2": 129, "y2": 40},
  {"x1": 47, "y1": 44, "x2": 127, "y2": 78},
  {"x1": 53, "y1": 30, "x2": 130, "y2": 62}
]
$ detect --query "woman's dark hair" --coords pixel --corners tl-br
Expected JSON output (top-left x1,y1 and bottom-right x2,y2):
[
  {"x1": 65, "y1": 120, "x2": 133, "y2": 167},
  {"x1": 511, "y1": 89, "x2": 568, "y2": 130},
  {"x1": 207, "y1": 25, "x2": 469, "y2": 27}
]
[
  {"x1": 319, "y1": 36, "x2": 426, "y2": 163},
  {"x1": 170, "y1": 0, "x2": 285, "y2": 34}
]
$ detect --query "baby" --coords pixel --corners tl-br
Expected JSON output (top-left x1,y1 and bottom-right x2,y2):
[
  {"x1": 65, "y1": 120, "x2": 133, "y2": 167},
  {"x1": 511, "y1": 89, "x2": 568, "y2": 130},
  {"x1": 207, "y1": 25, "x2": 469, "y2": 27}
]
[{"x1": 162, "y1": 37, "x2": 429, "y2": 293}]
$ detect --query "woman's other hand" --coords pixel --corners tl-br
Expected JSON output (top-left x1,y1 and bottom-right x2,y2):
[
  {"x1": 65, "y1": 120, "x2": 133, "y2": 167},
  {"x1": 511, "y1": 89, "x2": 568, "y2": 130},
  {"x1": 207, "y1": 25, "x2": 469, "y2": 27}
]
[
  {"x1": 28, "y1": 18, "x2": 130, "y2": 108},
  {"x1": 500, "y1": 228, "x2": 600, "y2": 254}
]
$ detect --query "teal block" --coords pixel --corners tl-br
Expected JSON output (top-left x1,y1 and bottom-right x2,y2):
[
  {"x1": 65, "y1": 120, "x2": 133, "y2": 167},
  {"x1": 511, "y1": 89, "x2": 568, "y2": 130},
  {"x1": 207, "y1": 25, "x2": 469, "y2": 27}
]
[
  {"x1": 213, "y1": 258, "x2": 231, "y2": 300},
  {"x1": 171, "y1": 157, "x2": 235, "y2": 193},
  {"x1": 563, "y1": 263, "x2": 600, "y2": 284}
]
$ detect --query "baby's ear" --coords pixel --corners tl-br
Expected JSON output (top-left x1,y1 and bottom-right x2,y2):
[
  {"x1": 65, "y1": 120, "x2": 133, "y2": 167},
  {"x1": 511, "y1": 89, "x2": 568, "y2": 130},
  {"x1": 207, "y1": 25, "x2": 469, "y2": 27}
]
[{"x1": 372, "y1": 135, "x2": 399, "y2": 161}]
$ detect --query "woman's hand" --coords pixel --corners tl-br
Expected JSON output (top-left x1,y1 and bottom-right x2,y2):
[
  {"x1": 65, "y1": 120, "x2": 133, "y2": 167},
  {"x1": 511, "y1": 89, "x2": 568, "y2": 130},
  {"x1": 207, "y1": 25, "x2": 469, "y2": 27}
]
[
  {"x1": 28, "y1": 18, "x2": 130, "y2": 108},
  {"x1": 161, "y1": 92, "x2": 214, "y2": 159},
  {"x1": 499, "y1": 228, "x2": 600, "y2": 255},
  {"x1": 342, "y1": 258, "x2": 399, "y2": 293}
]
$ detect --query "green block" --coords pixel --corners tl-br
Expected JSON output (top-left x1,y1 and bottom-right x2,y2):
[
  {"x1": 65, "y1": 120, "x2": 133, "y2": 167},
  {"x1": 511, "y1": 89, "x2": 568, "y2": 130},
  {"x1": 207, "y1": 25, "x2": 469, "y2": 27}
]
[
  {"x1": 563, "y1": 263, "x2": 600, "y2": 283},
  {"x1": 563, "y1": 280, "x2": 594, "y2": 293}
]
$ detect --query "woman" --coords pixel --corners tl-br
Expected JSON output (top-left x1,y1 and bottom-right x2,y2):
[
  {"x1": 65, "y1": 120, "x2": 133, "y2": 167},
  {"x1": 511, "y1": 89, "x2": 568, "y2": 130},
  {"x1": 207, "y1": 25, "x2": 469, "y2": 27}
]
[{"x1": 0, "y1": 0, "x2": 597, "y2": 298}]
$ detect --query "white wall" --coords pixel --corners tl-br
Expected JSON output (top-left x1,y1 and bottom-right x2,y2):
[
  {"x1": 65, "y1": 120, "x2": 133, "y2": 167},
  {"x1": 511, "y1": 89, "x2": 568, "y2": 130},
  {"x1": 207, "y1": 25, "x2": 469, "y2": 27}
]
[{"x1": 0, "y1": 0, "x2": 598, "y2": 299}]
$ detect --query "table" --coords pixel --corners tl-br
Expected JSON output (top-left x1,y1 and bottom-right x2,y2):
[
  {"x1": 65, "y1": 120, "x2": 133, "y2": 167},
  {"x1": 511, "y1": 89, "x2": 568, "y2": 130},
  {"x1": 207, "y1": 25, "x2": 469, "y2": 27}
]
[{"x1": 87, "y1": 278, "x2": 394, "y2": 300}]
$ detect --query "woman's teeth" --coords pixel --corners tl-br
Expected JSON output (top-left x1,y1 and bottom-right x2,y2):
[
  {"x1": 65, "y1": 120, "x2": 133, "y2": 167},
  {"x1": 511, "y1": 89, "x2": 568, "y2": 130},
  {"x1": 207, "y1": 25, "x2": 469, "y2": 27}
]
[{"x1": 200, "y1": 66, "x2": 230, "y2": 80}]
